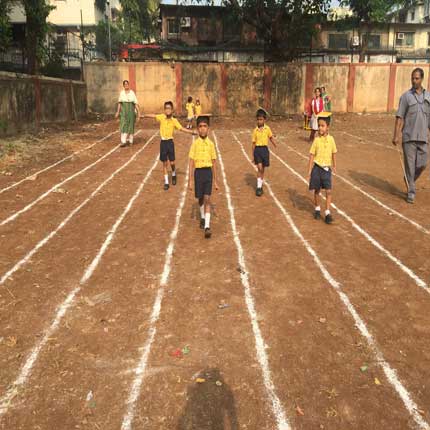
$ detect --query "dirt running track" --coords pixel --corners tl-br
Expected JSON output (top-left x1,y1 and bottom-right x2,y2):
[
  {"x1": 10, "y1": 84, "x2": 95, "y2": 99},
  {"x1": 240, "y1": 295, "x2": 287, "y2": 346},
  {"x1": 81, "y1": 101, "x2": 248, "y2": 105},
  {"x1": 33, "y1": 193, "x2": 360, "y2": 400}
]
[{"x1": 1, "y1": 114, "x2": 430, "y2": 429}]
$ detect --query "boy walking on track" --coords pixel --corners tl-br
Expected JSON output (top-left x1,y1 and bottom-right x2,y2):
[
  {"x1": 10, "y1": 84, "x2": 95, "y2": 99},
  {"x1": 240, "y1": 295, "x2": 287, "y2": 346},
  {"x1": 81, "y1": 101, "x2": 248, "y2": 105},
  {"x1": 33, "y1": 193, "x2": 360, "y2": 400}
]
[
  {"x1": 188, "y1": 116, "x2": 218, "y2": 239},
  {"x1": 252, "y1": 108, "x2": 277, "y2": 197},
  {"x1": 145, "y1": 101, "x2": 195, "y2": 190},
  {"x1": 307, "y1": 115, "x2": 337, "y2": 224}
]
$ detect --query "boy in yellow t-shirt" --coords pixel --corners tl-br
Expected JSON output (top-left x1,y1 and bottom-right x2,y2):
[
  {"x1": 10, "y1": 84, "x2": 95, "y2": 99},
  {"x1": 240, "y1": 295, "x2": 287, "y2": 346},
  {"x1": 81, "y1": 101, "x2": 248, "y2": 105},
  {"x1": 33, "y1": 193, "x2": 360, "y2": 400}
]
[
  {"x1": 185, "y1": 96, "x2": 195, "y2": 129},
  {"x1": 194, "y1": 98, "x2": 202, "y2": 117},
  {"x1": 307, "y1": 116, "x2": 337, "y2": 224},
  {"x1": 189, "y1": 116, "x2": 218, "y2": 239},
  {"x1": 145, "y1": 101, "x2": 195, "y2": 190},
  {"x1": 252, "y1": 108, "x2": 277, "y2": 197}
]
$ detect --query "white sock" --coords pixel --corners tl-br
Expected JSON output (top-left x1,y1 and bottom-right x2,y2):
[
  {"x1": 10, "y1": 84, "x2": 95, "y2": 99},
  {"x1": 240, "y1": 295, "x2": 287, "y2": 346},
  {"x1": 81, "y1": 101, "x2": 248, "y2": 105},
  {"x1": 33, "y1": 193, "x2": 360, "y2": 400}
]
[
  {"x1": 257, "y1": 178, "x2": 263, "y2": 188},
  {"x1": 325, "y1": 209, "x2": 330, "y2": 216},
  {"x1": 120, "y1": 133, "x2": 127, "y2": 144},
  {"x1": 172, "y1": 170, "x2": 176, "y2": 177},
  {"x1": 200, "y1": 205, "x2": 205, "y2": 219},
  {"x1": 204, "y1": 212, "x2": 211, "y2": 229},
  {"x1": 129, "y1": 134, "x2": 133, "y2": 144},
  {"x1": 315, "y1": 206, "x2": 321, "y2": 211},
  {"x1": 164, "y1": 174, "x2": 169, "y2": 185}
]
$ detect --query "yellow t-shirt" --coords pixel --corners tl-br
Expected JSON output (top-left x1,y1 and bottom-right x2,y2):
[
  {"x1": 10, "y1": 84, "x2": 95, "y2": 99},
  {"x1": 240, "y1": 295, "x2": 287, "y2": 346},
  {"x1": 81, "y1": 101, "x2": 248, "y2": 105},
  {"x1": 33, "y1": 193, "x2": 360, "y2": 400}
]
[
  {"x1": 309, "y1": 134, "x2": 337, "y2": 167},
  {"x1": 252, "y1": 125, "x2": 273, "y2": 146},
  {"x1": 186, "y1": 102, "x2": 195, "y2": 119},
  {"x1": 156, "y1": 114, "x2": 182, "y2": 140},
  {"x1": 189, "y1": 136, "x2": 217, "y2": 168},
  {"x1": 195, "y1": 104, "x2": 202, "y2": 116}
]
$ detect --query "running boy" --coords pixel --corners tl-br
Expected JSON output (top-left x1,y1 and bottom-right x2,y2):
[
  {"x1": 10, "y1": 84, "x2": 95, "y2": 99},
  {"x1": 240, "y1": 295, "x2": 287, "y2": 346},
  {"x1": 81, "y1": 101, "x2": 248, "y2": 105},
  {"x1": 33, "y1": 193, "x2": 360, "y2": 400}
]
[
  {"x1": 252, "y1": 108, "x2": 277, "y2": 197},
  {"x1": 307, "y1": 115, "x2": 337, "y2": 224},
  {"x1": 188, "y1": 116, "x2": 218, "y2": 239},
  {"x1": 145, "y1": 101, "x2": 195, "y2": 190},
  {"x1": 186, "y1": 96, "x2": 195, "y2": 129}
]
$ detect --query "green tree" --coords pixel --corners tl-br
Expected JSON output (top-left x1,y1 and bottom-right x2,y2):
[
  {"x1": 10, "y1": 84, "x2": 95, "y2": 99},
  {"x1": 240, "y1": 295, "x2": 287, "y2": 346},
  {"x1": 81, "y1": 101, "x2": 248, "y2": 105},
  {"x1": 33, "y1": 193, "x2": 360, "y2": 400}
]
[
  {"x1": 222, "y1": 0, "x2": 331, "y2": 61},
  {"x1": 339, "y1": 0, "x2": 415, "y2": 62},
  {"x1": 120, "y1": 0, "x2": 158, "y2": 42},
  {"x1": 21, "y1": 0, "x2": 55, "y2": 74},
  {"x1": 0, "y1": 0, "x2": 12, "y2": 52}
]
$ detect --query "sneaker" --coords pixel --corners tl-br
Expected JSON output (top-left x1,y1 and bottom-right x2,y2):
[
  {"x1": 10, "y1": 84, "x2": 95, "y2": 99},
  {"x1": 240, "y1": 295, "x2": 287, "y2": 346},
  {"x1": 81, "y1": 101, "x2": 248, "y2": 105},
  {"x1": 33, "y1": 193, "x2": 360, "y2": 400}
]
[
  {"x1": 325, "y1": 214, "x2": 333, "y2": 224},
  {"x1": 204, "y1": 228, "x2": 212, "y2": 239},
  {"x1": 200, "y1": 218, "x2": 205, "y2": 229},
  {"x1": 314, "y1": 210, "x2": 321, "y2": 220},
  {"x1": 406, "y1": 196, "x2": 414, "y2": 204},
  {"x1": 164, "y1": 183, "x2": 169, "y2": 191},
  {"x1": 172, "y1": 175, "x2": 177, "y2": 186},
  {"x1": 256, "y1": 187, "x2": 263, "y2": 197}
]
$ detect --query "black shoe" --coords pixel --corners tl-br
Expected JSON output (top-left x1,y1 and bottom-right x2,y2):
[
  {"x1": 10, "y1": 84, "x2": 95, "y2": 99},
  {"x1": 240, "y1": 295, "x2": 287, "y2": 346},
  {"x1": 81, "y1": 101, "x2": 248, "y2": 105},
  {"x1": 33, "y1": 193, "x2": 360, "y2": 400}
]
[
  {"x1": 314, "y1": 210, "x2": 321, "y2": 220},
  {"x1": 200, "y1": 218, "x2": 205, "y2": 229},
  {"x1": 204, "y1": 228, "x2": 212, "y2": 238},
  {"x1": 256, "y1": 187, "x2": 263, "y2": 197},
  {"x1": 325, "y1": 213, "x2": 333, "y2": 224},
  {"x1": 164, "y1": 183, "x2": 169, "y2": 191},
  {"x1": 172, "y1": 175, "x2": 177, "y2": 186}
]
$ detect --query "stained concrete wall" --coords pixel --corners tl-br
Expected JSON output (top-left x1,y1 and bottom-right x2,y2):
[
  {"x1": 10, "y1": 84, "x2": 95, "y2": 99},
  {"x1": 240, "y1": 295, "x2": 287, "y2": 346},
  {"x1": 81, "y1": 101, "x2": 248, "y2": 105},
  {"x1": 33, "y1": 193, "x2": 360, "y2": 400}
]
[
  {"x1": 0, "y1": 71, "x2": 86, "y2": 135},
  {"x1": 84, "y1": 61, "x2": 430, "y2": 116}
]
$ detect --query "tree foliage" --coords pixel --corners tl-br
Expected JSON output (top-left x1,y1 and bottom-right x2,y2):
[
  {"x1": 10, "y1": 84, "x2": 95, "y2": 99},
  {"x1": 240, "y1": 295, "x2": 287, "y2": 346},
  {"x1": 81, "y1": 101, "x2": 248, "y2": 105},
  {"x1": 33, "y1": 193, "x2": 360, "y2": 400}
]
[
  {"x1": 222, "y1": 0, "x2": 331, "y2": 60},
  {"x1": 0, "y1": 0, "x2": 12, "y2": 52},
  {"x1": 120, "y1": 0, "x2": 159, "y2": 42}
]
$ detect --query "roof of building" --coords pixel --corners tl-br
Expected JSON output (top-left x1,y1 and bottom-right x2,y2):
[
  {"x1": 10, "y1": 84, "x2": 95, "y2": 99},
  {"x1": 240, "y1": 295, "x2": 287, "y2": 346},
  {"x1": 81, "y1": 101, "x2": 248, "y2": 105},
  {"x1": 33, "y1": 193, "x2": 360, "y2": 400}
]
[{"x1": 160, "y1": 0, "x2": 224, "y2": 6}]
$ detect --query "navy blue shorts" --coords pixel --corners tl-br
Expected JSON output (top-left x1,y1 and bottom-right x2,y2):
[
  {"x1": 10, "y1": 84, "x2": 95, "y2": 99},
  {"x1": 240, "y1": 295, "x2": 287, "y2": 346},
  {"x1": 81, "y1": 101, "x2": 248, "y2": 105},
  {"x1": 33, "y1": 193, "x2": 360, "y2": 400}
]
[
  {"x1": 309, "y1": 164, "x2": 332, "y2": 191},
  {"x1": 195, "y1": 168, "x2": 213, "y2": 199},
  {"x1": 254, "y1": 146, "x2": 270, "y2": 167},
  {"x1": 160, "y1": 139, "x2": 175, "y2": 162}
]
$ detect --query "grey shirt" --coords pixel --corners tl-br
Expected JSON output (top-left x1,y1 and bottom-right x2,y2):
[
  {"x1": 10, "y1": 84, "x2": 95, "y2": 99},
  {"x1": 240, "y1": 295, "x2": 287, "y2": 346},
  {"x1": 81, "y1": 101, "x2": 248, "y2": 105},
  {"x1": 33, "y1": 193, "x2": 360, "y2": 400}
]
[{"x1": 396, "y1": 88, "x2": 430, "y2": 143}]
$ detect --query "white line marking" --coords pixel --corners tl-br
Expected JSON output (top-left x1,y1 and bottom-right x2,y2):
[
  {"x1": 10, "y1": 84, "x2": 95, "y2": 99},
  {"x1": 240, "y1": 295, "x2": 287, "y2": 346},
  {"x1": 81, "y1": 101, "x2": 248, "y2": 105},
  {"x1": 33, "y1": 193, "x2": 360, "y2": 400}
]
[
  {"x1": 263, "y1": 142, "x2": 430, "y2": 294},
  {"x1": 0, "y1": 130, "x2": 137, "y2": 227},
  {"x1": 233, "y1": 132, "x2": 430, "y2": 430},
  {"x1": 283, "y1": 146, "x2": 430, "y2": 235},
  {"x1": 214, "y1": 132, "x2": 290, "y2": 430},
  {"x1": 121, "y1": 161, "x2": 190, "y2": 430},
  {"x1": 0, "y1": 153, "x2": 159, "y2": 419},
  {"x1": 0, "y1": 131, "x2": 118, "y2": 195},
  {"x1": 0, "y1": 133, "x2": 158, "y2": 287},
  {"x1": 340, "y1": 130, "x2": 396, "y2": 151}
]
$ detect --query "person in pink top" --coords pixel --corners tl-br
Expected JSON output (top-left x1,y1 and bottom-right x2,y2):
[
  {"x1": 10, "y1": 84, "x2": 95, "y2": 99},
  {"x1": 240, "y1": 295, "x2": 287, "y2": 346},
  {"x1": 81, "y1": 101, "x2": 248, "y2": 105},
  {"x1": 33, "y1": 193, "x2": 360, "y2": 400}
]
[{"x1": 310, "y1": 87, "x2": 324, "y2": 142}]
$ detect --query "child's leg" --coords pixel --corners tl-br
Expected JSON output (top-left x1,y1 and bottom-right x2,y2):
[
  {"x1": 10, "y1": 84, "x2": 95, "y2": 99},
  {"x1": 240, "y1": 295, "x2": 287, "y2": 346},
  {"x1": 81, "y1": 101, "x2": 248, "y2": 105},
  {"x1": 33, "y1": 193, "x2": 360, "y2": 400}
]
[
  {"x1": 203, "y1": 194, "x2": 211, "y2": 229},
  {"x1": 163, "y1": 161, "x2": 169, "y2": 184},
  {"x1": 170, "y1": 160, "x2": 176, "y2": 176},
  {"x1": 309, "y1": 130, "x2": 316, "y2": 142},
  {"x1": 325, "y1": 189, "x2": 332, "y2": 213},
  {"x1": 257, "y1": 164, "x2": 264, "y2": 188},
  {"x1": 198, "y1": 197, "x2": 205, "y2": 221},
  {"x1": 314, "y1": 190, "x2": 321, "y2": 209}
]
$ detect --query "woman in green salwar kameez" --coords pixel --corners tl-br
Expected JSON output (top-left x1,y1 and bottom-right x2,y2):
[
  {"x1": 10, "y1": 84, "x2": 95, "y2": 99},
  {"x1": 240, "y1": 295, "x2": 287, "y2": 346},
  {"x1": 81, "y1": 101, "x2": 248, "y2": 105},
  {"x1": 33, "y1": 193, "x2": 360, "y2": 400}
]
[{"x1": 115, "y1": 80, "x2": 139, "y2": 147}]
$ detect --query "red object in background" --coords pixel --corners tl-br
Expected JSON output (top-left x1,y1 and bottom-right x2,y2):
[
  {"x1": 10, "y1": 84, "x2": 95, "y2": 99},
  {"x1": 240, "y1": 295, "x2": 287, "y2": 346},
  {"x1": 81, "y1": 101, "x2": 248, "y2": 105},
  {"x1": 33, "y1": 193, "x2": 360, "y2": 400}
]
[
  {"x1": 304, "y1": 99, "x2": 312, "y2": 116},
  {"x1": 119, "y1": 44, "x2": 161, "y2": 61}
]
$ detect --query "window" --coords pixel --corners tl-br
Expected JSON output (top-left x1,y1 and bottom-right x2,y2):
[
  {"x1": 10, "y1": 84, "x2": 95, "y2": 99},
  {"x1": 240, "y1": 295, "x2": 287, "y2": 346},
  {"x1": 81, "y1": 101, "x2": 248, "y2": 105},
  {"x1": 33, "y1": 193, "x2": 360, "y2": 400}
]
[
  {"x1": 411, "y1": 9, "x2": 415, "y2": 21},
  {"x1": 328, "y1": 33, "x2": 348, "y2": 49},
  {"x1": 428, "y1": 32, "x2": 430, "y2": 46},
  {"x1": 363, "y1": 34, "x2": 381, "y2": 49},
  {"x1": 396, "y1": 32, "x2": 415, "y2": 47},
  {"x1": 167, "y1": 18, "x2": 179, "y2": 36}
]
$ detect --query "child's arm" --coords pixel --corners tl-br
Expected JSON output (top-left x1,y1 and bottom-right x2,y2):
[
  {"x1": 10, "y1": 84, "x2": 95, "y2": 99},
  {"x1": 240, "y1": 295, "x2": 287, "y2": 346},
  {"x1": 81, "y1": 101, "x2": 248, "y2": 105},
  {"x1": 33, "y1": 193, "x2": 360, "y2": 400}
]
[
  {"x1": 332, "y1": 153, "x2": 337, "y2": 174},
  {"x1": 180, "y1": 127, "x2": 197, "y2": 136},
  {"x1": 269, "y1": 136, "x2": 277, "y2": 148},
  {"x1": 135, "y1": 104, "x2": 140, "y2": 121},
  {"x1": 188, "y1": 158, "x2": 195, "y2": 191},
  {"x1": 115, "y1": 103, "x2": 121, "y2": 119},
  {"x1": 307, "y1": 154, "x2": 315, "y2": 182},
  {"x1": 141, "y1": 113, "x2": 157, "y2": 118},
  {"x1": 212, "y1": 160, "x2": 219, "y2": 190}
]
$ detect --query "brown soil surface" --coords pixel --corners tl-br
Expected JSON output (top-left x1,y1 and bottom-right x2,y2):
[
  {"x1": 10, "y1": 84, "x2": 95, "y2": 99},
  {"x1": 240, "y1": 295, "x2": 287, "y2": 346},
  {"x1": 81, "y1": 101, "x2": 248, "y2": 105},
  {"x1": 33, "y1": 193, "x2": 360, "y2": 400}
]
[{"x1": 1, "y1": 114, "x2": 430, "y2": 430}]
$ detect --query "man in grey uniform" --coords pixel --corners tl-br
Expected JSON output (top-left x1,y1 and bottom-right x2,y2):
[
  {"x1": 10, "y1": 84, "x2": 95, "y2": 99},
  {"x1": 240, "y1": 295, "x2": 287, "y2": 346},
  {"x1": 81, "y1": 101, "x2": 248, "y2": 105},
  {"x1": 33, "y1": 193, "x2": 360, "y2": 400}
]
[{"x1": 392, "y1": 68, "x2": 430, "y2": 203}]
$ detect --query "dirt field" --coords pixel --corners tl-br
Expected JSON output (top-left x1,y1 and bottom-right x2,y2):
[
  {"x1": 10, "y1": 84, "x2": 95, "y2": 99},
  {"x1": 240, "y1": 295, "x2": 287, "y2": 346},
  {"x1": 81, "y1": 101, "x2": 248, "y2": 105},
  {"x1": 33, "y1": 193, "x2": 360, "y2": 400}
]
[{"x1": 1, "y1": 113, "x2": 430, "y2": 430}]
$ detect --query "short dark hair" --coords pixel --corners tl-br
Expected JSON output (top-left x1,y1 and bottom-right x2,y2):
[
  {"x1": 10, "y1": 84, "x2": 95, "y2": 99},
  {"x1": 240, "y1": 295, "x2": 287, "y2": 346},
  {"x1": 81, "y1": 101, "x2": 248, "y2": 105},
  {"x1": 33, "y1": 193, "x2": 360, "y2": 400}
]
[
  {"x1": 318, "y1": 116, "x2": 331, "y2": 125},
  {"x1": 123, "y1": 80, "x2": 129, "y2": 86},
  {"x1": 412, "y1": 68, "x2": 424, "y2": 78},
  {"x1": 197, "y1": 115, "x2": 210, "y2": 126},
  {"x1": 187, "y1": 96, "x2": 193, "y2": 102},
  {"x1": 256, "y1": 108, "x2": 267, "y2": 119},
  {"x1": 164, "y1": 101, "x2": 174, "y2": 109}
]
